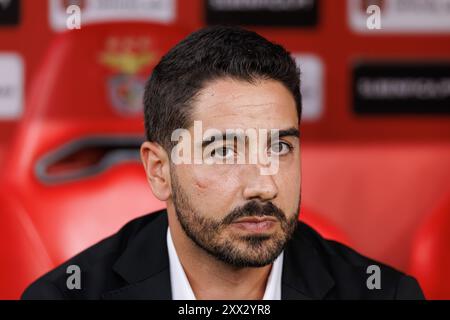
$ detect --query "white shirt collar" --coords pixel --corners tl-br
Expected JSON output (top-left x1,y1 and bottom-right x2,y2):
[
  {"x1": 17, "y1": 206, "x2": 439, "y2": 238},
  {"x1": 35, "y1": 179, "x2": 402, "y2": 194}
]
[{"x1": 167, "y1": 227, "x2": 283, "y2": 300}]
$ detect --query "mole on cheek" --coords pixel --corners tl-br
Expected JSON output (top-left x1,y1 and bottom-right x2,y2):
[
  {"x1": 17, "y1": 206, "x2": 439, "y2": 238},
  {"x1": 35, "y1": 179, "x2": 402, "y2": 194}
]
[{"x1": 194, "y1": 179, "x2": 208, "y2": 190}]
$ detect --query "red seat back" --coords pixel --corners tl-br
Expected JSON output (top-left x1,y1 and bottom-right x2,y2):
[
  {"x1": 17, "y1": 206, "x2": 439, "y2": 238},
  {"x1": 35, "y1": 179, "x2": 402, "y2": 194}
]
[
  {"x1": 0, "y1": 23, "x2": 189, "y2": 299},
  {"x1": 409, "y1": 192, "x2": 450, "y2": 299}
]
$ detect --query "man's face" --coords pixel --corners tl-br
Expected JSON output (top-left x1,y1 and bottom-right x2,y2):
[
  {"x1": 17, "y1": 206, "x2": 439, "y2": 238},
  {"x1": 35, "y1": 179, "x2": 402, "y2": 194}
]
[{"x1": 170, "y1": 78, "x2": 301, "y2": 268}]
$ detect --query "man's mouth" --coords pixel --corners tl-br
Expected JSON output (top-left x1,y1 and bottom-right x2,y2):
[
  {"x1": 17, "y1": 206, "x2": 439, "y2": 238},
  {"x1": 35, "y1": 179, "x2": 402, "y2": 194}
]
[{"x1": 231, "y1": 216, "x2": 278, "y2": 233}]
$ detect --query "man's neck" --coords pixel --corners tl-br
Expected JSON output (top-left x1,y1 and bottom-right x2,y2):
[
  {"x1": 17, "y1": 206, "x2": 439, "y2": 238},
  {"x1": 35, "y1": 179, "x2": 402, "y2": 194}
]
[{"x1": 167, "y1": 211, "x2": 273, "y2": 300}]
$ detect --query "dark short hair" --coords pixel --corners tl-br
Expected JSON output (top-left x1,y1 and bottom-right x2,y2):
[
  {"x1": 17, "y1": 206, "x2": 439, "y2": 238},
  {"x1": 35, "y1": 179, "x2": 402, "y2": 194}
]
[{"x1": 143, "y1": 25, "x2": 301, "y2": 151}]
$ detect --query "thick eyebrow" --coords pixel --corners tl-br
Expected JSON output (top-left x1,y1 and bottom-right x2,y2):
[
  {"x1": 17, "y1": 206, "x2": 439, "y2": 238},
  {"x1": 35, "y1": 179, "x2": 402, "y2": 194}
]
[
  {"x1": 201, "y1": 127, "x2": 300, "y2": 149},
  {"x1": 201, "y1": 132, "x2": 246, "y2": 149},
  {"x1": 277, "y1": 127, "x2": 300, "y2": 139}
]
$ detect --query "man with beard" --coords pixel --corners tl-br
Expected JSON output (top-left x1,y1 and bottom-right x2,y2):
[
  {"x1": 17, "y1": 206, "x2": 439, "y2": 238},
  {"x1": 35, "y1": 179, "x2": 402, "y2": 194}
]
[{"x1": 22, "y1": 26, "x2": 424, "y2": 300}]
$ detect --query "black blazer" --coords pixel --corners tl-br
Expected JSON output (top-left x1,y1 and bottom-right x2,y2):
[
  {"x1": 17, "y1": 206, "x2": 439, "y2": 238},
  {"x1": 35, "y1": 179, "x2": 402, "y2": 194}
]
[{"x1": 21, "y1": 209, "x2": 424, "y2": 300}]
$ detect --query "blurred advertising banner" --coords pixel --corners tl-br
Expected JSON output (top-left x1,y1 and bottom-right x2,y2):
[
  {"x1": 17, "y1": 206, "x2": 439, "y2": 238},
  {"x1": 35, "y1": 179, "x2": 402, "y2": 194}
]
[
  {"x1": 0, "y1": 0, "x2": 20, "y2": 26},
  {"x1": 205, "y1": 0, "x2": 319, "y2": 27},
  {"x1": 49, "y1": 0, "x2": 176, "y2": 31},
  {"x1": 353, "y1": 61, "x2": 450, "y2": 114},
  {"x1": 0, "y1": 53, "x2": 23, "y2": 119},
  {"x1": 293, "y1": 54, "x2": 324, "y2": 121},
  {"x1": 348, "y1": 0, "x2": 450, "y2": 33}
]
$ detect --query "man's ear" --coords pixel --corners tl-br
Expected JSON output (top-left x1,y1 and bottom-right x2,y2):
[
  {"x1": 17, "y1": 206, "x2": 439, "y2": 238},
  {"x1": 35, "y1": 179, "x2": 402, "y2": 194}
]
[{"x1": 140, "y1": 141, "x2": 171, "y2": 201}]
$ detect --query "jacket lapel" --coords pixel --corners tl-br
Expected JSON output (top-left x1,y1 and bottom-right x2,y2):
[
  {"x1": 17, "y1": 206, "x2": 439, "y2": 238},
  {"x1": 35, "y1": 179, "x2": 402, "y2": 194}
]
[
  {"x1": 281, "y1": 224, "x2": 335, "y2": 300},
  {"x1": 102, "y1": 210, "x2": 172, "y2": 300}
]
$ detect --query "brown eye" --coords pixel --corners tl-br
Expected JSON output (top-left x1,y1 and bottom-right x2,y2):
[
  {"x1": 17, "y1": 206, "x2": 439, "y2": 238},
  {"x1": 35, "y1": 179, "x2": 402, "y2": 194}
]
[
  {"x1": 211, "y1": 146, "x2": 233, "y2": 159},
  {"x1": 269, "y1": 142, "x2": 292, "y2": 156}
]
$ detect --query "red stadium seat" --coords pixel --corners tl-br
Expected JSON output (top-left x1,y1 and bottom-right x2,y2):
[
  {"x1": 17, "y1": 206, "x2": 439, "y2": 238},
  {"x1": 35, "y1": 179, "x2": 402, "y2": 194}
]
[
  {"x1": 0, "y1": 161, "x2": 164, "y2": 299},
  {"x1": 408, "y1": 192, "x2": 450, "y2": 299},
  {"x1": 301, "y1": 142, "x2": 450, "y2": 274},
  {"x1": 0, "y1": 23, "x2": 189, "y2": 299},
  {"x1": 299, "y1": 206, "x2": 352, "y2": 246}
]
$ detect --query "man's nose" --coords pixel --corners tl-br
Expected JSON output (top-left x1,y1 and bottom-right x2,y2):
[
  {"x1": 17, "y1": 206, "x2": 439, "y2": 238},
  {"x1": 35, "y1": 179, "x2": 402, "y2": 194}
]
[{"x1": 242, "y1": 165, "x2": 278, "y2": 201}]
